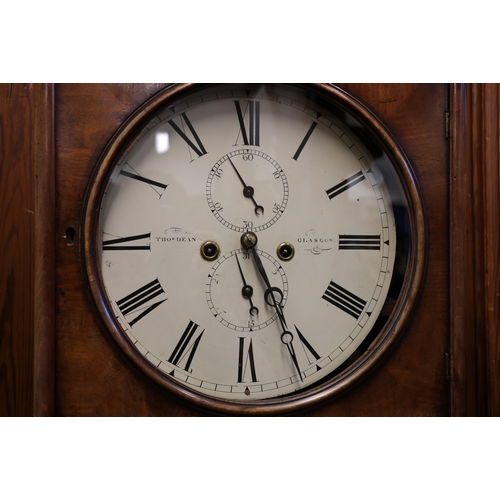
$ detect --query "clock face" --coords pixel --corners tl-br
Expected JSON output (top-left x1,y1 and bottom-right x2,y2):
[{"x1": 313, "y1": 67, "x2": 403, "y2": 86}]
[{"x1": 84, "y1": 84, "x2": 422, "y2": 413}]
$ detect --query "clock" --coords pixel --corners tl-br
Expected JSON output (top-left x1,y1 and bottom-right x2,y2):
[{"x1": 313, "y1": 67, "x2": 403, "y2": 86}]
[{"x1": 82, "y1": 83, "x2": 425, "y2": 415}]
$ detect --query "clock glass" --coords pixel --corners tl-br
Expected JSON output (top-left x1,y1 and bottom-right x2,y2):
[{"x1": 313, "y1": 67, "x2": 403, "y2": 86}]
[{"x1": 84, "y1": 84, "x2": 422, "y2": 413}]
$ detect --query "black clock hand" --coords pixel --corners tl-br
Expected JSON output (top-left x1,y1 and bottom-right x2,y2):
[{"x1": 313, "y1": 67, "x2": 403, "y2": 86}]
[
  {"x1": 241, "y1": 232, "x2": 303, "y2": 381},
  {"x1": 235, "y1": 253, "x2": 259, "y2": 316},
  {"x1": 250, "y1": 246, "x2": 303, "y2": 381},
  {"x1": 280, "y1": 331, "x2": 303, "y2": 383},
  {"x1": 228, "y1": 157, "x2": 264, "y2": 215}
]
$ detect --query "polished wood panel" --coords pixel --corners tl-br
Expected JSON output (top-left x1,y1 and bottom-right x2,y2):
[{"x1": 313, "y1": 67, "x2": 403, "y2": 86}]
[
  {"x1": 481, "y1": 85, "x2": 500, "y2": 417},
  {"x1": 0, "y1": 84, "x2": 55, "y2": 416},
  {"x1": 0, "y1": 84, "x2": 34, "y2": 416},
  {"x1": 450, "y1": 84, "x2": 500, "y2": 416},
  {"x1": 54, "y1": 84, "x2": 450, "y2": 416},
  {"x1": 33, "y1": 84, "x2": 56, "y2": 417}
]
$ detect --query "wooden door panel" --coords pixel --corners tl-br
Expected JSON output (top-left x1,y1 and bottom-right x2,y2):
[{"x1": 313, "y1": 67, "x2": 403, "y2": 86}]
[{"x1": 54, "y1": 83, "x2": 449, "y2": 416}]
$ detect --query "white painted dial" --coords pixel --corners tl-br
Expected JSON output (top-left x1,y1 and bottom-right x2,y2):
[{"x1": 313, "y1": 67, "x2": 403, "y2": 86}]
[{"x1": 96, "y1": 84, "x2": 398, "y2": 402}]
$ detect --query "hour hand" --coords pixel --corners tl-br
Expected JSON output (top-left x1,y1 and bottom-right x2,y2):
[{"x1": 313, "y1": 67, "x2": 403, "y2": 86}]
[{"x1": 235, "y1": 253, "x2": 259, "y2": 316}]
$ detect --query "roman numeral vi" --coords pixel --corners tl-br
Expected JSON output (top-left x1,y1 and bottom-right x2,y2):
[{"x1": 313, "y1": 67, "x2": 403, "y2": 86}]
[{"x1": 237, "y1": 337, "x2": 258, "y2": 383}]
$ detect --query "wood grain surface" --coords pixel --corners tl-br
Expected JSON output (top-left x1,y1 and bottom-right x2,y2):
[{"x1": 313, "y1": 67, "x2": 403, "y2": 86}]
[
  {"x1": 0, "y1": 84, "x2": 55, "y2": 416},
  {"x1": 0, "y1": 84, "x2": 35, "y2": 416},
  {"x1": 450, "y1": 84, "x2": 500, "y2": 416}
]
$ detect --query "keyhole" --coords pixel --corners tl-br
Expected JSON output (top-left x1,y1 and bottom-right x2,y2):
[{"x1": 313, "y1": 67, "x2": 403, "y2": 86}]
[{"x1": 65, "y1": 227, "x2": 76, "y2": 246}]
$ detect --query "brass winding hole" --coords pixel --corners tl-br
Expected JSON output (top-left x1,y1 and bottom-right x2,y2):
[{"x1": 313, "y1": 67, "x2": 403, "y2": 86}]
[
  {"x1": 200, "y1": 240, "x2": 220, "y2": 261},
  {"x1": 277, "y1": 242, "x2": 294, "y2": 261}
]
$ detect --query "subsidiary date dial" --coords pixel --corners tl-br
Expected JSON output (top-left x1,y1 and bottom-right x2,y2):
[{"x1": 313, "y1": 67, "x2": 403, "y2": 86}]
[
  {"x1": 206, "y1": 248, "x2": 288, "y2": 332},
  {"x1": 206, "y1": 149, "x2": 289, "y2": 232}
]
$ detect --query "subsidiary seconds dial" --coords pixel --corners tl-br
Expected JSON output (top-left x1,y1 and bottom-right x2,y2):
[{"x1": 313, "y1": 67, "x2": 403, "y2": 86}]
[{"x1": 206, "y1": 149, "x2": 289, "y2": 232}]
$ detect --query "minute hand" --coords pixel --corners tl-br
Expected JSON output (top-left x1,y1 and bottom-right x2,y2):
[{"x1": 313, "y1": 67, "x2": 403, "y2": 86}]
[
  {"x1": 250, "y1": 245, "x2": 287, "y2": 329},
  {"x1": 241, "y1": 232, "x2": 303, "y2": 381},
  {"x1": 240, "y1": 232, "x2": 285, "y2": 324}
]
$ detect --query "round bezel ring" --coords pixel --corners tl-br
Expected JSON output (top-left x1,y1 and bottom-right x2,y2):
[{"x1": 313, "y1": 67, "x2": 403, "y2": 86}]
[{"x1": 82, "y1": 83, "x2": 426, "y2": 416}]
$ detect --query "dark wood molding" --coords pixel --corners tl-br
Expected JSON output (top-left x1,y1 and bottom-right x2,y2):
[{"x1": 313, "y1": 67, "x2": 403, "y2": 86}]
[
  {"x1": 482, "y1": 84, "x2": 500, "y2": 417},
  {"x1": 450, "y1": 83, "x2": 500, "y2": 416},
  {"x1": 0, "y1": 84, "x2": 55, "y2": 416},
  {"x1": 33, "y1": 84, "x2": 56, "y2": 416},
  {"x1": 449, "y1": 83, "x2": 472, "y2": 416}
]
